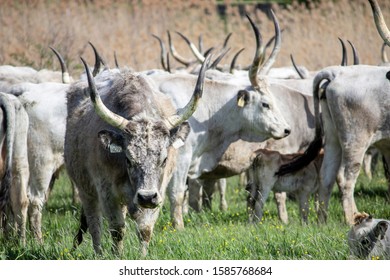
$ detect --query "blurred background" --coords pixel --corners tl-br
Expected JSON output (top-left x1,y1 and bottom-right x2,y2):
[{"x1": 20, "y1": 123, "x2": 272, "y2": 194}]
[{"x1": 0, "y1": 0, "x2": 389, "y2": 76}]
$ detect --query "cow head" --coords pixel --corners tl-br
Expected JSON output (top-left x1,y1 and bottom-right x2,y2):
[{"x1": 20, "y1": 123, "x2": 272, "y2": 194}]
[
  {"x1": 237, "y1": 12, "x2": 291, "y2": 140},
  {"x1": 80, "y1": 55, "x2": 209, "y2": 211},
  {"x1": 348, "y1": 212, "x2": 390, "y2": 259}
]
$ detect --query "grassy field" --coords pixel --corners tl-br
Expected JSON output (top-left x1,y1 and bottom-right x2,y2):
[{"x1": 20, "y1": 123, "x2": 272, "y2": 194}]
[
  {"x1": 0, "y1": 164, "x2": 389, "y2": 260},
  {"x1": 1, "y1": 0, "x2": 390, "y2": 261}
]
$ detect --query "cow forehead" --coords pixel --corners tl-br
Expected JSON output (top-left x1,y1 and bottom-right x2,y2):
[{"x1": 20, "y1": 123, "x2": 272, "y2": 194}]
[{"x1": 124, "y1": 119, "x2": 170, "y2": 158}]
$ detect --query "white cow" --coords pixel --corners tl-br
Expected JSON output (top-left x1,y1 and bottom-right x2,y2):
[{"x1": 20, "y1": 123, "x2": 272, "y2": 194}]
[
  {"x1": 0, "y1": 92, "x2": 29, "y2": 245},
  {"x1": 11, "y1": 82, "x2": 69, "y2": 241},
  {"x1": 147, "y1": 11, "x2": 291, "y2": 228}
]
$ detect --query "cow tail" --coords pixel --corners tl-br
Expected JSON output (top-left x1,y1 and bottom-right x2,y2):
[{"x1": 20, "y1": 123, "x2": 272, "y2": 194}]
[
  {"x1": 0, "y1": 93, "x2": 16, "y2": 223},
  {"x1": 275, "y1": 70, "x2": 334, "y2": 176}
]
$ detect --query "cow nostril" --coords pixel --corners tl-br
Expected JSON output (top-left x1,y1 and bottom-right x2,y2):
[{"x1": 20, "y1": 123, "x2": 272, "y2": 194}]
[
  {"x1": 284, "y1": 128, "x2": 291, "y2": 135},
  {"x1": 137, "y1": 192, "x2": 160, "y2": 208}
]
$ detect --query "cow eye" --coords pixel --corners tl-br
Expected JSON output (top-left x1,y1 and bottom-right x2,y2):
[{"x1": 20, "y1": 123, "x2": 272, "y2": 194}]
[{"x1": 262, "y1": 102, "x2": 270, "y2": 109}]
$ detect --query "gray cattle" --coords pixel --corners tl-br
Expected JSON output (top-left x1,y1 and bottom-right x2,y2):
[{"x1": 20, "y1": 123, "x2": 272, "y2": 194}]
[
  {"x1": 276, "y1": 64, "x2": 390, "y2": 225},
  {"x1": 0, "y1": 92, "x2": 29, "y2": 245},
  {"x1": 348, "y1": 212, "x2": 390, "y2": 259},
  {"x1": 65, "y1": 56, "x2": 209, "y2": 255},
  {"x1": 246, "y1": 149, "x2": 323, "y2": 224},
  {"x1": 147, "y1": 11, "x2": 291, "y2": 229}
]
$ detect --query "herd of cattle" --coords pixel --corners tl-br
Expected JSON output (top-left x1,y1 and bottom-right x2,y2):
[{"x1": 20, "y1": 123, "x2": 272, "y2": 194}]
[{"x1": 0, "y1": 0, "x2": 390, "y2": 259}]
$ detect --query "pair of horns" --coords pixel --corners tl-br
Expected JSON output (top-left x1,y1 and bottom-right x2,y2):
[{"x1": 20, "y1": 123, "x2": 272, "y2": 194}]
[
  {"x1": 80, "y1": 54, "x2": 211, "y2": 131},
  {"x1": 247, "y1": 9, "x2": 281, "y2": 90}
]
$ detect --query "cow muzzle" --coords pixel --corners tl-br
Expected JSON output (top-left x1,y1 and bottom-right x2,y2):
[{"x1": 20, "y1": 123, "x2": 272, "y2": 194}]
[
  {"x1": 272, "y1": 126, "x2": 291, "y2": 140},
  {"x1": 135, "y1": 189, "x2": 162, "y2": 209}
]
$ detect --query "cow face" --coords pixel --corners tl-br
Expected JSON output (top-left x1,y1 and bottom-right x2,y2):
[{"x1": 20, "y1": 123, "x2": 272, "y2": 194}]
[
  {"x1": 348, "y1": 212, "x2": 390, "y2": 259},
  {"x1": 98, "y1": 119, "x2": 190, "y2": 210},
  {"x1": 237, "y1": 83, "x2": 291, "y2": 141}
]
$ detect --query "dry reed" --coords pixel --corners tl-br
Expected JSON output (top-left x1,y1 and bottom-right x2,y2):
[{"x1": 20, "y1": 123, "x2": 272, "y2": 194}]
[{"x1": 0, "y1": 0, "x2": 389, "y2": 76}]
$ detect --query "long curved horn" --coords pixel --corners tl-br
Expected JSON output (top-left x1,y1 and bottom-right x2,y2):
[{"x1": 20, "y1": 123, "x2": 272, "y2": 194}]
[
  {"x1": 49, "y1": 46, "x2": 71, "y2": 84},
  {"x1": 166, "y1": 52, "x2": 171, "y2": 73},
  {"x1": 88, "y1": 42, "x2": 106, "y2": 77},
  {"x1": 258, "y1": 9, "x2": 281, "y2": 76},
  {"x1": 264, "y1": 28, "x2": 285, "y2": 54},
  {"x1": 223, "y1": 33, "x2": 233, "y2": 48},
  {"x1": 114, "y1": 51, "x2": 119, "y2": 68},
  {"x1": 338, "y1": 38, "x2": 347, "y2": 66},
  {"x1": 176, "y1": 31, "x2": 205, "y2": 63},
  {"x1": 246, "y1": 13, "x2": 265, "y2": 89},
  {"x1": 203, "y1": 47, "x2": 215, "y2": 58},
  {"x1": 167, "y1": 31, "x2": 192, "y2": 67},
  {"x1": 152, "y1": 34, "x2": 168, "y2": 71},
  {"x1": 347, "y1": 40, "x2": 360, "y2": 65},
  {"x1": 164, "y1": 54, "x2": 210, "y2": 130},
  {"x1": 80, "y1": 57, "x2": 129, "y2": 130},
  {"x1": 230, "y1": 48, "x2": 245, "y2": 74},
  {"x1": 209, "y1": 48, "x2": 230, "y2": 69},
  {"x1": 198, "y1": 34, "x2": 204, "y2": 54},
  {"x1": 368, "y1": 0, "x2": 390, "y2": 47},
  {"x1": 382, "y1": 42, "x2": 388, "y2": 63},
  {"x1": 290, "y1": 54, "x2": 306, "y2": 79}
]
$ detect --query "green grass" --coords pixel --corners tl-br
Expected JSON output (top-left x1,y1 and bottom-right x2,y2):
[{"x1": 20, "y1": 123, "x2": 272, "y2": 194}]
[{"x1": 0, "y1": 166, "x2": 389, "y2": 260}]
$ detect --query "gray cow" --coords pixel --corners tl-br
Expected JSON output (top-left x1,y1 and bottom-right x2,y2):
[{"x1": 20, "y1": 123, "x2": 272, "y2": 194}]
[
  {"x1": 65, "y1": 56, "x2": 209, "y2": 255},
  {"x1": 246, "y1": 149, "x2": 323, "y2": 224},
  {"x1": 276, "y1": 65, "x2": 390, "y2": 225},
  {"x1": 348, "y1": 212, "x2": 390, "y2": 259}
]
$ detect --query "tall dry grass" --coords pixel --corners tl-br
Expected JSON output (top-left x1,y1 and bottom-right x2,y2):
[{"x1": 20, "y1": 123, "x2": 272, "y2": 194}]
[{"x1": 0, "y1": 0, "x2": 389, "y2": 76}]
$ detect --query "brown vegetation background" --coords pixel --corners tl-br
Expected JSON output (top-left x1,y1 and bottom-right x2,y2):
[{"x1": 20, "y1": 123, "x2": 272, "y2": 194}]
[{"x1": 0, "y1": 0, "x2": 389, "y2": 76}]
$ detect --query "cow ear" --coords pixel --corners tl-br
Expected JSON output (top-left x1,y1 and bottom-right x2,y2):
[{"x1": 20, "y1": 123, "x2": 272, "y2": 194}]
[
  {"x1": 98, "y1": 129, "x2": 124, "y2": 153},
  {"x1": 169, "y1": 121, "x2": 191, "y2": 149},
  {"x1": 373, "y1": 221, "x2": 389, "y2": 240},
  {"x1": 237, "y1": 90, "x2": 251, "y2": 107}
]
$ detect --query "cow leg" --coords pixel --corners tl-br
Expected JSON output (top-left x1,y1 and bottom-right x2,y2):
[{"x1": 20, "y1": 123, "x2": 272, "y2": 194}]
[
  {"x1": 83, "y1": 203, "x2": 102, "y2": 255},
  {"x1": 100, "y1": 188, "x2": 126, "y2": 255},
  {"x1": 274, "y1": 192, "x2": 288, "y2": 224},
  {"x1": 317, "y1": 143, "x2": 341, "y2": 223},
  {"x1": 239, "y1": 172, "x2": 248, "y2": 188},
  {"x1": 381, "y1": 154, "x2": 390, "y2": 202},
  {"x1": 362, "y1": 152, "x2": 373, "y2": 180},
  {"x1": 73, "y1": 208, "x2": 88, "y2": 249},
  {"x1": 9, "y1": 161, "x2": 29, "y2": 246},
  {"x1": 245, "y1": 182, "x2": 257, "y2": 223},
  {"x1": 28, "y1": 163, "x2": 58, "y2": 243},
  {"x1": 188, "y1": 178, "x2": 202, "y2": 212},
  {"x1": 217, "y1": 178, "x2": 227, "y2": 212},
  {"x1": 255, "y1": 185, "x2": 272, "y2": 223},
  {"x1": 297, "y1": 191, "x2": 310, "y2": 224},
  {"x1": 28, "y1": 191, "x2": 45, "y2": 243},
  {"x1": 337, "y1": 146, "x2": 368, "y2": 225},
  {"x1": 202, "y1": 179, "x2": 217, "y2": 211},
  {"x1": 168, "y1": 149, "x2": 191, "y2": 229}
]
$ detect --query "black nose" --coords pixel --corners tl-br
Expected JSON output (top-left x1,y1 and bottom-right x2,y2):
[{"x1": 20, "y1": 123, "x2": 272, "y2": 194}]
[
  {"x1": 137, "y1": 192, "x2": 159, "y2": 209},
  {"x1": 284, "y1": 128, "x2": 291, "y2": 136}
]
